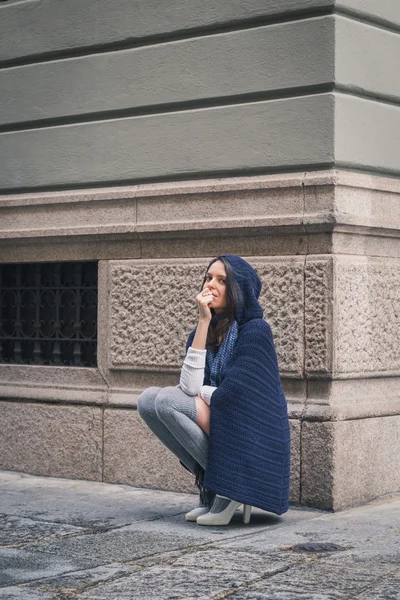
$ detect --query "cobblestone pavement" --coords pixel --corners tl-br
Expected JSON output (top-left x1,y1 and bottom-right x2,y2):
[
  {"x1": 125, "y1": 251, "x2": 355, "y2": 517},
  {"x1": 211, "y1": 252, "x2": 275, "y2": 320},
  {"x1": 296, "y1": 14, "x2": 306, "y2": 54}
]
[{"x1": 0, "y1": 471, "x2": 399, "y2": 599}]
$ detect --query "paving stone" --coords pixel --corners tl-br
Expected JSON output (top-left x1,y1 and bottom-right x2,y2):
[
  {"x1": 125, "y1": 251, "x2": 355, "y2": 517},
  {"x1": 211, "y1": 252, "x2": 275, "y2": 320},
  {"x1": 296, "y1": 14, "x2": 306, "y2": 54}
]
[
  {"x1": 318, "y1": 532, "x2": 400, "y2": 566},
  {"x1": 0, "y1": 471, "x2": 196, "y2": 528},
  {"x1": 216, "y1": 505, "x2": 400, "y2": 556},
  {"x1": 32, "y1": 517, "x2": 250, "y2": 560},
  {"x1": 0, "y1": 546, "x2": 82, "y2": 588},
  {"x1": 28, "y1": 564, "x2": 137, "y2": 589},
  {"x1": 0, "y1": 587, "x2": 54, "y2": 599},
  {"x1": 230, "y1": 561, "x2": 396, "y2": 600},
  {"x1": 169, "y1": 548, "x2": 301, "y2": 574},
  {"x1": 33, "y1": 565, "x2": 138, "y2": 598},
  {"x1": 328, "y1": 497, "x2": 400, "y2": 527},
  {"x1": 0, "y1": 505, "x2": 307, "y2": 590},
  {"x1": 0, "y1": 565, "x2": 139, "y2": 599},
  {"x1": 79, "y1": 565, "x2": 263, "y2": 599},
  {"x1": 0, "y1": 515, "x2": 85, "y2": 547},
  {"x1": 0, "y1": 517, "x2": 242, "y2": 587},
  {"x1": 354, "y1": 571, "x2": 400, "y2": 600},
  {"x1": 0, "y1": 471, "x2": 398, "y2": 600},
  {"x1": 228, "y1": 591, "x2": 338, "y2": 599},
  {"x1": 215, "y1": 527, "x2": 320, "y2": 554}
]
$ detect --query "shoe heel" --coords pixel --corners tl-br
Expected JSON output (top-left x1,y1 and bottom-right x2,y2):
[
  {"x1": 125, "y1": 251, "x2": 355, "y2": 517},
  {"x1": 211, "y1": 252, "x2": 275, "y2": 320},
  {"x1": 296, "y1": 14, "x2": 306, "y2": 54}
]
[{"x1": 243, "y1": 504, "x2": 252, "y2": 524}]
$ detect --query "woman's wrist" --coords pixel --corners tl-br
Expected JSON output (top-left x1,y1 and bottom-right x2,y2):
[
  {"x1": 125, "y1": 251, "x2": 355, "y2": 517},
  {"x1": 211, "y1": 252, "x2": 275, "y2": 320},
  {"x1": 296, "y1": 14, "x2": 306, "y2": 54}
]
[
  {"x1": 191, "y1": 318, "x2": 209, "y2": 350},
  {"x1": 198, "y1": 316, "x2": 211, "y2": 325}
]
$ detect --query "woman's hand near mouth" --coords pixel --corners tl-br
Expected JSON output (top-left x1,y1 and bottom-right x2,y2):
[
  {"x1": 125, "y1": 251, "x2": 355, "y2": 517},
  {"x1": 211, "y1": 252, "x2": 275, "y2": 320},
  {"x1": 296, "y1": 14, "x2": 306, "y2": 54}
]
[
  {"x1": 191, "y1": 288, "x2": 213, "y2": 350},
  {"x1": 195, "y1": 288, "x2": 213, "y2": 322}
]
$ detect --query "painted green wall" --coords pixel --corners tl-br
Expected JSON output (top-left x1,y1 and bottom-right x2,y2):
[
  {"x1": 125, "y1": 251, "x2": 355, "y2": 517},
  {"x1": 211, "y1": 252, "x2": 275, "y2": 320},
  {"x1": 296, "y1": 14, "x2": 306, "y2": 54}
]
[{"x1": 0, "y1": 0, "x2": 398, "y2": 190}]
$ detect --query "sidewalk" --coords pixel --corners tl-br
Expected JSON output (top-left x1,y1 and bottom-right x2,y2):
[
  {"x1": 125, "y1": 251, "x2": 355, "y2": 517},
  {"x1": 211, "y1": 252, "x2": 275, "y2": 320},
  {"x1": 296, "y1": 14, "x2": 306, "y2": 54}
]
[{"x1": 0, "y1": 471, "x2": 399, "y2": 600}]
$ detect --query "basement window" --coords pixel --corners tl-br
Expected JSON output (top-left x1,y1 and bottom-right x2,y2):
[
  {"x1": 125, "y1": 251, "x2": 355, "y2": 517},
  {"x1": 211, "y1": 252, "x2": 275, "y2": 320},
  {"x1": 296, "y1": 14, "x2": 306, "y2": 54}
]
[{"x1": 0, "y1": 262, "x2": 97, "y2": 367}]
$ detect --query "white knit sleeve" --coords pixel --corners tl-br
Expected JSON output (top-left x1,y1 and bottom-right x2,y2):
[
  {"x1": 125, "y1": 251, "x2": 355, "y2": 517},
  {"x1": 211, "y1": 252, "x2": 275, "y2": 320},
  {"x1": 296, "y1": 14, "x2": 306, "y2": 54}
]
[
  {"x1": 199, "y1": 385, "x2": 217, "y2": 405},
  {"x1": 179, "y1": 347, "x2": 207, "y2": 396}
]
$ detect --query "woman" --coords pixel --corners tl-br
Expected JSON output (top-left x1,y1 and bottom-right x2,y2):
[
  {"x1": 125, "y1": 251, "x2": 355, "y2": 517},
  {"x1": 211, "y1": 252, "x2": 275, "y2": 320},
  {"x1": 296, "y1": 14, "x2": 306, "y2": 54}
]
[{"x1": 137, "y1": 254, "x2": 290, "y2": 526}]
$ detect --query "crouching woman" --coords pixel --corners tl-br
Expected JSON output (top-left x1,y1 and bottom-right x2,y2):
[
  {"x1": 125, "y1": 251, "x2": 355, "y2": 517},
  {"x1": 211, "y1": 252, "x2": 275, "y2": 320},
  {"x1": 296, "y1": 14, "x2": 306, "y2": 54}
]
[{"x1": 137, "y1": 254, "x2": 290, "y2": 526}]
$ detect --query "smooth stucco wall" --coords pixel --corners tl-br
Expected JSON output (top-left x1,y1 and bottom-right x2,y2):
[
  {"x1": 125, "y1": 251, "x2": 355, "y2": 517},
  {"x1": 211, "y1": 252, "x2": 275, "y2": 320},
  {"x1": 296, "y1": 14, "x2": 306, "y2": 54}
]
[{"x1": 0, "y1": 0, "x2": 398, "y2": 186}]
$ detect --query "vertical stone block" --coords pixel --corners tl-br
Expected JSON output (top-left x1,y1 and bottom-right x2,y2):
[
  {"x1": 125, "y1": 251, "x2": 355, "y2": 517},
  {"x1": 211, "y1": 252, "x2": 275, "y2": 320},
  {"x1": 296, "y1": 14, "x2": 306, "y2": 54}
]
[
  {"x1": 103, "y1": 408, "x2": 196, "y2": 493},
  {"x1": 301, "y1": 416, "x2": 400, "y2": 510},
  {"x1": 305, "y1": 256, "x2": 334, "y2": 376},
  {"x1": 301, "y1": 421, "x2": 335, "y2": 509},
  {"x1": 0, "y1": 402, "x2": 102, "y2": 481},
  {"x1": 332, "y1": 416, "x2": 400, "y2": 509},
  {"x1": 289, "y1": 419, "x2": 301, "y2": 505}
]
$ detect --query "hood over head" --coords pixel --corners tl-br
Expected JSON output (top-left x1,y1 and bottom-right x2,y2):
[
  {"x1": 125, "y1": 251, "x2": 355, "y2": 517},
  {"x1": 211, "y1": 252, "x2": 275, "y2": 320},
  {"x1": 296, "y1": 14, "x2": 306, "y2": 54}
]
[{"x1": 220, "y1": 254, "x2": 263, "y2": 325}]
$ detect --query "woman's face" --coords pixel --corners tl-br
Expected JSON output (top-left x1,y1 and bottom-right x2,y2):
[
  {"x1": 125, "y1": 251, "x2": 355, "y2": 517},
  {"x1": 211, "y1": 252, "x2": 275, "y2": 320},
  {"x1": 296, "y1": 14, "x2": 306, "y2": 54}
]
[{"x1": 203, "y1": 260, "x2": 228, "y2": 314}]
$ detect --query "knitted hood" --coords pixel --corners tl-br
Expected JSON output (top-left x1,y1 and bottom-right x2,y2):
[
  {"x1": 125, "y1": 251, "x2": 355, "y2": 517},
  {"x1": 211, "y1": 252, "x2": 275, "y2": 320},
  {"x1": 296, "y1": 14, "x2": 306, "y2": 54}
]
[{"x1": 220, "y1": 254, "x2": 263, "y2": 325}]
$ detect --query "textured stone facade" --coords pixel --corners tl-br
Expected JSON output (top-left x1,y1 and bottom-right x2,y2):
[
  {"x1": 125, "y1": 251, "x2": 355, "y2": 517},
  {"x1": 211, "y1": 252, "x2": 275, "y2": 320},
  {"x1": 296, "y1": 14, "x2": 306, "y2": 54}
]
[
  {"x1": 109, "y1": 257, "x2": 305, "y2": 376},
  {"x1": 110, "y1": 262, "x2": 203, "y2": 369},
  {"x1": 256, "y1": 259, "x2": 305, "y2": 377},
  {"x1": 335, "y1": 256, "x2": 400, "y2": 376}
]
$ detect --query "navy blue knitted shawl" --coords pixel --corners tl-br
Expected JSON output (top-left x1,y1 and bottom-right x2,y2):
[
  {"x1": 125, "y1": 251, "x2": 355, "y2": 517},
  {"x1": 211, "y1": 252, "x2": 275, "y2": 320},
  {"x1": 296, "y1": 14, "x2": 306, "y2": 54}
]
[{"x1": 186, "y1": 255, "x2": 290, "y2": 515}]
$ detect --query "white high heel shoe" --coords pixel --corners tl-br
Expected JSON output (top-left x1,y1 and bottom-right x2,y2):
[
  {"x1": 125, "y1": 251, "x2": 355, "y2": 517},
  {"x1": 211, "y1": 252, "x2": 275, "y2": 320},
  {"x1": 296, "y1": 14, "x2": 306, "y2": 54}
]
[
  {"x1": 196, "y1": 495, "x2": 252, "y2": 526},
  {"x1": 185, "y1": 505, "x2": 210, "y2": 521}
]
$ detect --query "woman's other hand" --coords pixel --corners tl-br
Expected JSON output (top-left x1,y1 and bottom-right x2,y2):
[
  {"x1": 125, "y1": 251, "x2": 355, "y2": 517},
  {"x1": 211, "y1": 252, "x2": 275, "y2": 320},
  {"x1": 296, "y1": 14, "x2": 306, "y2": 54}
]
[
  {"x1": 195, "y1": 288, "x2": 213, "y2": 322},
  {"x1": 195, "y1": 395, "x2": 210, "y2": 436}
]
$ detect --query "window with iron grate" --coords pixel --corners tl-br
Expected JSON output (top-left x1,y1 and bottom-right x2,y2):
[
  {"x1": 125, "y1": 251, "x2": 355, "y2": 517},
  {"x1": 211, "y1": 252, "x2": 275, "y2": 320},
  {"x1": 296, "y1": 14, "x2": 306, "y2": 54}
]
[{"x1": 0, "y1": 262, "x2": 98, "y2": 367}]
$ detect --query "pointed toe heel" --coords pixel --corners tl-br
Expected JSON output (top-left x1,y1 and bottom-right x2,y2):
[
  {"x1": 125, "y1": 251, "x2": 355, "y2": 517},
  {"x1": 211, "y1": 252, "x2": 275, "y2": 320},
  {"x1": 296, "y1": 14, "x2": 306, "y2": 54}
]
[
  {"x1": 196, "y1": 495, "x2": 253, "y2": 526},
  {"x1": 196, "y1": 499, "x2": 240, "y2": 526},
  {"x1": 185, "y1": 506, "x2": 210, "y2": 521}
]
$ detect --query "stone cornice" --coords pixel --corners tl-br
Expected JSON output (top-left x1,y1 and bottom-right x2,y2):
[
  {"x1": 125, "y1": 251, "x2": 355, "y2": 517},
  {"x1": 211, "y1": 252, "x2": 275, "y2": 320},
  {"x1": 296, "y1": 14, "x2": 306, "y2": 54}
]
[{"x1": 1, "y1": 170, "x2": 400, "y2": 243}]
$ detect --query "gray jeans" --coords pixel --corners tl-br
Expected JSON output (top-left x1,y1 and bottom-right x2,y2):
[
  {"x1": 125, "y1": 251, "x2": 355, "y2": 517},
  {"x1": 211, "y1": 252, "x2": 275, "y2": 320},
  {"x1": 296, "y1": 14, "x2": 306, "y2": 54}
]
[{"x1": 137, "y1": 386, "x2": 209, "y2": 474}]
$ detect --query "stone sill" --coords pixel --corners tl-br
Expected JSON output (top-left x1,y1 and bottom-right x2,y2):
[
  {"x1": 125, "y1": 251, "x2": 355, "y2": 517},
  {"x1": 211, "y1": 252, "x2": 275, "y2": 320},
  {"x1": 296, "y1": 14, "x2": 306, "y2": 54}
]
[{"x1": 1, "y1": 382, "x2": 399, "y2": 422}]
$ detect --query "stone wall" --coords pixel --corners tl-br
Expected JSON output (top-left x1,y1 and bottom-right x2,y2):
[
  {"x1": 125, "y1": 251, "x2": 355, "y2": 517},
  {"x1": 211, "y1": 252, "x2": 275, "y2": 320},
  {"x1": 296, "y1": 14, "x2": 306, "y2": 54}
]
[{"x1": 1, "y1": 172, "x2": 400, "y2": 509}]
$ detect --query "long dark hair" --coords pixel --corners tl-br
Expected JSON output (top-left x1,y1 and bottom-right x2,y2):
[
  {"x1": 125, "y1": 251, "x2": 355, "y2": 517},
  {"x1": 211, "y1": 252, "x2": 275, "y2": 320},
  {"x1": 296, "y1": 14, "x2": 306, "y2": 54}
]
[{"x1": 201, "y1": 256, "x2": 241, "y2": 350}]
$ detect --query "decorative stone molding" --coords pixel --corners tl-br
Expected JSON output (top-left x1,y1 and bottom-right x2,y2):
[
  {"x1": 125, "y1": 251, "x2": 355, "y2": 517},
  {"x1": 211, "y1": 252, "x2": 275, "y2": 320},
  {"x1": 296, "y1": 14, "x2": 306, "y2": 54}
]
[
  {"x1": 0, "y1": 365, "x2": 107, "y2": 404},
  {"x1": 301, "y1": 377, "x2": 400, "y2": 422}
]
